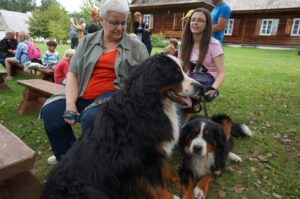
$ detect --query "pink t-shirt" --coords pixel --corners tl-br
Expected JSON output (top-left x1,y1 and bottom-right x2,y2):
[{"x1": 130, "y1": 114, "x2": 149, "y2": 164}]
[{"x1": 189, "y1": 37, "x2": 223, "y2": 78}]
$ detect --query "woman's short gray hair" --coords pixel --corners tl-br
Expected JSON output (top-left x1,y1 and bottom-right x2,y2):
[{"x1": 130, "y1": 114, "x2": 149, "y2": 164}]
[{"x1": 99, "y1": 0, "x2": 129, "y2": 19}]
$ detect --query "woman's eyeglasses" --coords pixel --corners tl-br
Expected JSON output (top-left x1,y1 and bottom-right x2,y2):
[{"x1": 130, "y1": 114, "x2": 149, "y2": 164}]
[
  {"x1": 105, "y1": 19, "x2": 127, "y2": 27},
  {"x1": 190, "y1": 18, "x2": 206, "y2": 23}
]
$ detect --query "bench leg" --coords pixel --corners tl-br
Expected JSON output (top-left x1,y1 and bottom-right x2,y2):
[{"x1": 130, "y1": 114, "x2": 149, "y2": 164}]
[
  {"x1": 0, "y1": 83, "x2": 10, "y2": 91},
  {"x1": 17, "y1": 88, "x2": 48, "y2": 115},
  {"x1": 0, "y1": 75, "x2": 10, "y2": 91},
  {"x1": 0, "y1": 172, "x2": 42, "y2": 199}
]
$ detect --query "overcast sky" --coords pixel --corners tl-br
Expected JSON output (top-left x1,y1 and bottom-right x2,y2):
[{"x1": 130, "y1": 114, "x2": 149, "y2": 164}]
[{"x1": 36, "y1": 0, "x2": 84, "y2": 13}]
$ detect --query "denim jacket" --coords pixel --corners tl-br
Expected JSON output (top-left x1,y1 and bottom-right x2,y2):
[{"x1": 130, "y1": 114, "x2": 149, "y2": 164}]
[{"x1": 15, "y1": 41, "x2": 30, "y2": 64}]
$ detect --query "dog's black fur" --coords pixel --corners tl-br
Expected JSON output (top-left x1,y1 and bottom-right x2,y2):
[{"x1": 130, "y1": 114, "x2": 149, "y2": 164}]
[{"x1": 42, "y1": 54, "x2": 199, "y2": 199}]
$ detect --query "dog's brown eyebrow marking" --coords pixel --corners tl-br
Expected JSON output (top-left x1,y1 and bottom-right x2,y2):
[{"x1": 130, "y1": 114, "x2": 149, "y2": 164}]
[
  {"x1": 204, "y1": 129, "x2": 209, "y2": 136},
  {"x1": 194, "y1": 127, "x2": 200, "y2": 134}
]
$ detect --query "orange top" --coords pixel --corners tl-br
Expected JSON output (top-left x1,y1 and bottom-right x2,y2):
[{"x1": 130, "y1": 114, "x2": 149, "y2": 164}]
[{"x1": 82, "y1": 50, "x2": 118, "y2": 100}]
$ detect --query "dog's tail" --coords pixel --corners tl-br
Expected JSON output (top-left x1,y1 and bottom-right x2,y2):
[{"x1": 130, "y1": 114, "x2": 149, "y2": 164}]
[{"x1": 211, "y1": 114, "x2": 254, "y2": 138}]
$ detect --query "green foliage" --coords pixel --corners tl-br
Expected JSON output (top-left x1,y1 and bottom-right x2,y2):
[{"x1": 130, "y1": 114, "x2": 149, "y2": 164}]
[
  {"x1": 151, "y1": 32, "x2": 168, "y2": 48},
  {"x1": 0, "y1": 0, "x2": 36, "y2": 12},
  {"x1": 46, "y1": 3, "x2": 70, "y2": 41},
  {"x1": 29, "y1": 10, "x2": 51, "y2": 38},
  {"x1": 29, "y1": 2, "x2": 70, "y2": 41},
  {"x1": 80, "y1": 0, "x2": 101, "y2": 22},
  {"x1": 39, "y1": 0, "x2": 57, "y2": 11}
]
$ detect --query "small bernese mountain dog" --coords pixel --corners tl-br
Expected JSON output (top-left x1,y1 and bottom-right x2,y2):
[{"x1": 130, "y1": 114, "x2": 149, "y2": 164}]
[
  {"x1": 179, "y1": 114, "x2": 253, "y2": 199},
  {"x1": 42, "y1": 54, "x2": 201, "y2": 199}
]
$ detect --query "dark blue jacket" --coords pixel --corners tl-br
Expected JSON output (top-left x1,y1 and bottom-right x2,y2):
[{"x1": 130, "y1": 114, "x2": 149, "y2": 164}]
[{"x1": 133, "y1": 21, "x2": 152, "y2": 54}]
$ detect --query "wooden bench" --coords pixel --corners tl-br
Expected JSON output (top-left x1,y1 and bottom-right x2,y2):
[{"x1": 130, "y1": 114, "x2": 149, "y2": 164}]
[
  {"x1": 29, "y1": 68, "x2": 54, "y2": 82},
  {"x1": 0, "y1": 71, "x2": 10, "y2": 91},
  {"x1": 0, "y1": 124, "x2": 41, "y2": 198},
  {"x1": 17, "y1": 79, "x2": 65, "y2": 115}
]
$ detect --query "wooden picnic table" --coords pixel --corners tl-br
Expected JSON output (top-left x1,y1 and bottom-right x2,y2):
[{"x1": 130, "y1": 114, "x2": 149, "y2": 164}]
[{"x1": 17, "y1": 79, "x2": 65, "y2": 115}]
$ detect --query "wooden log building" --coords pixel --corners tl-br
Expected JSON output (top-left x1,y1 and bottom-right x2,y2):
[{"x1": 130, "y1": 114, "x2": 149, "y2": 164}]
[{"x1": 130, "y1": 0, "x2": 300, "y2": 47}]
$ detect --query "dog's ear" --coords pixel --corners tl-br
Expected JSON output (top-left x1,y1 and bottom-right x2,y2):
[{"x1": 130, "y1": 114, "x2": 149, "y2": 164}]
[
  {"x1": 125, "y1": 56, "x2": 161, "y2": 108},
  {"x1": 211, "y1": 127, "x2": 227, "y2": 174},
  {"x1": 211, "y1": 114, "x2": 232, "y2": 141},
  {"x1": 179, "y1": 124, "x2": 191, "y2": 151}
]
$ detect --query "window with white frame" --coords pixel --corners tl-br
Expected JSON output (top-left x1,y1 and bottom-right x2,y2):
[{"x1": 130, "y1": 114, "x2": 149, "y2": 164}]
[
  {"x1": 291, "y1": 18, "x2": 300, "y2": 36},
  {"x1": 143, "y1": 14, "x2": 153, "y2": 29},
  {"x1": 260, "y1": 19, "x2": 275, "y2": 36},
  {"x1": 224, "y1": 19, "x2": 234, "y2": 35}
]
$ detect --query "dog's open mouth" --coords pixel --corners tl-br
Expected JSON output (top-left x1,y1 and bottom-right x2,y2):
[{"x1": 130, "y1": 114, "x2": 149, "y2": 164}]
[{"x1": 166, "y1": 91, "x2": 192, "y2": 108}]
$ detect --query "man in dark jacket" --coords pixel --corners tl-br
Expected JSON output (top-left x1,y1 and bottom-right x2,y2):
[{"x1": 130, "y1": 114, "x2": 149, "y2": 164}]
[{"x1": 0, "y1": 30, "x2": 18, "y2": 68}]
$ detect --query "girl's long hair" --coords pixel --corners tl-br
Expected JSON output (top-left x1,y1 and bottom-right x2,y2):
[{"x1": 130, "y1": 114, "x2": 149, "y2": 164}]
[{"x1": 180, "y1": 8, "x2": 212, "y2": 72}]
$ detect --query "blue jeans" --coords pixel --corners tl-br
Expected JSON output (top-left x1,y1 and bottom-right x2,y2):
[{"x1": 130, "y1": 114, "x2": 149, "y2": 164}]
[
  {"x1": 0, "y1": 58, "x2": 5, "y2": 68},
  {"x1": 40, "y1": 92, "x2": 114, "y2": 160}
]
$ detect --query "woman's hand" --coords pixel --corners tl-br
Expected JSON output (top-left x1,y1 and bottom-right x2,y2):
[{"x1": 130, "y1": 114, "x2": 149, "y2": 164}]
[
  {"x1": 205, "y1": 89, "x2": 216, "y2": 97},
  {"x1": 63, "y1": 107, "x2": 79, "y2": 125}
]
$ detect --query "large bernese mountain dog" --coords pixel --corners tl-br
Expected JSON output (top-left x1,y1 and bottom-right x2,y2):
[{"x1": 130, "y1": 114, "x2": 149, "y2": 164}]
[
  {"x1": 42, "y1": 54, "x2": 201, "y2": 199},
  {"x1": 179, "y1": 114, "x2": 253, "y2": 199}
]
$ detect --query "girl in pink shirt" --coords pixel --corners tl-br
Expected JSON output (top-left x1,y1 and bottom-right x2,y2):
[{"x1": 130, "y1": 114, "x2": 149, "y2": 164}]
[
  {"x1": 179, "y1": 8, "x2": 225, "y2": 98},
  {"x1": 54, "y1": 49, "x2": 75, "y2": 85}
]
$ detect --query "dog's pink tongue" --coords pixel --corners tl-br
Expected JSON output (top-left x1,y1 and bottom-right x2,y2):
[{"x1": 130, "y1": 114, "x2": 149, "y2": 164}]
[{"x1": 181, "y1": 97, "x2": 192, "y2": 108}]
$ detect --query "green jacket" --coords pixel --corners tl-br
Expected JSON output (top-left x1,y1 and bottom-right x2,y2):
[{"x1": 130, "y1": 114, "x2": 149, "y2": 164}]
[
  {"x1": 42, "y1": 30, "x2": 149, "y2": 108},
  {"x1": 70, "y1": 30, "x2": 149, "y2": 96}
]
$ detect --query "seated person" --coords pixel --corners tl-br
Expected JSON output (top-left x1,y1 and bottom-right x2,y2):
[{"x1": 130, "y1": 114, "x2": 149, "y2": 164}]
[
  {"x1": 43, "y1": 40, "x2": 59, "y2": 68},
  {"x1": 163, "y1": 38, "x2": 178, "y2": 57},
  {"x1": 0, "y1": 30, "x2": 18, "y2": 68},
  {"x1": 54, "y1": 49, "x2": 75, "y2": 85},
  {"x1": 41, "y1": 0, "x2": 149, "y2": 165},
  {"x1": 5, "y1": 31, "x2": 30, "y2": 80},
  {"x1": 180, "y1": 8, "x2": 225, "y2": 97},
  {"x1": 179, "y1": 8, "x2": 226, "y2": 123}
]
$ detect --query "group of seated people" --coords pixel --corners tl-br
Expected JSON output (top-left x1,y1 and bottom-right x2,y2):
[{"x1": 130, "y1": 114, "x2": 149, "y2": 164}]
[
  {"x1": 0, "y1": 31, "x2": 75, "y2": 84},
  {"x1": 41, "y1": 1, "x2": 226, "y2": 165}
]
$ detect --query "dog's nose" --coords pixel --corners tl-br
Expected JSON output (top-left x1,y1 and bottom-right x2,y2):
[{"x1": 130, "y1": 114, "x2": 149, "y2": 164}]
[
  {"x1": 191, "y1": 82, "x2": 203, "y2": 93},
  {"x1": 193, "y1": 145, "x2": 203, "y2": 154}
]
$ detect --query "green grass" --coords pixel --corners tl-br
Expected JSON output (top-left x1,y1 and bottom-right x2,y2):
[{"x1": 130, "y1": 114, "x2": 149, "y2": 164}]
[{"x1": 0, "y1": 45, "x2": 299, "y2": 198}]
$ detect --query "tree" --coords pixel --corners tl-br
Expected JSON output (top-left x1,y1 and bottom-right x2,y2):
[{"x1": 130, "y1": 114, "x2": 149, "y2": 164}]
[
  {"x1": 0, "y1": 0, "x2": 36, "y2": 12},
  {"x1": 46, "y1": 3, "x2": 70, "y2": 41},
  {"x1": 29, "y1": 10, "x2": 51, "y2": 38},
  {"x1": 80, "y1": 0, "x2": 100, "y2": 22},
  {"x1": 29, "y1": 2, "x2": 70, "y2": 41},
  {"x1": 39, "y1": 0, "x2": 57, "y2": 11}
]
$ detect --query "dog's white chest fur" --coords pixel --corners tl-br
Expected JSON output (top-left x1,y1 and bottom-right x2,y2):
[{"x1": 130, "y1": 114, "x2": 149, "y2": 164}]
[
  {"x1": 192, "y1": 153, "x2": 215, "y2": 178},
  {"x1": 162, "y1": 102, "x2": 179, "y2": 157}
]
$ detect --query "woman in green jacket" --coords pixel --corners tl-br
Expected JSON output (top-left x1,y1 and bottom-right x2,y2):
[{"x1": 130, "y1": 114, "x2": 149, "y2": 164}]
[{"x1": 41, "y1": 0, "x2": 149, "y2": 165}]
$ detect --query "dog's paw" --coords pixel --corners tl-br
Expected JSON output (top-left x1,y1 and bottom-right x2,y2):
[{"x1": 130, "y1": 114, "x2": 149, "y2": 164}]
[
  {"x1": 194, "y1": 187, "x2": 205, "y2": 199},
  {"x1": 173, "y1": 195, "x2": 180, "y2": 199},
  {"x1": 228, "y1": 152, "x2": 242, "y2": 162}
]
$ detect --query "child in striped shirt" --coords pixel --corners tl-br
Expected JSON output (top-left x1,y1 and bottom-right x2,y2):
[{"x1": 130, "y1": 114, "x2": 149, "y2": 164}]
[{"x1": 43, "y1": 40, "x2": 59, "y2": 68}]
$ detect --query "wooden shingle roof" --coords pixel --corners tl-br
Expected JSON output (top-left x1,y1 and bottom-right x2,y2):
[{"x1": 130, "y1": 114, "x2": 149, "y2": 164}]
[
  {"x1": 130, "y1": 0, "x2": 213, "y2": 8},
  {"x1": 131, "y1": 0, "x2": 300, "y2": 11},
  {"x1": 226, "y1": 0, "x2": 300, "y2": 11}
]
